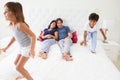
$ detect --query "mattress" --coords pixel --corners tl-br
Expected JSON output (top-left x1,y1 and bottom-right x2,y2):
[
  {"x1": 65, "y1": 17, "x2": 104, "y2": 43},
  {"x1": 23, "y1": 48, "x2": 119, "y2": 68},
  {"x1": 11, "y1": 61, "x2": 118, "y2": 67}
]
[{"x1": 0, "y1": 37, "x2": 120, "y2": 80}]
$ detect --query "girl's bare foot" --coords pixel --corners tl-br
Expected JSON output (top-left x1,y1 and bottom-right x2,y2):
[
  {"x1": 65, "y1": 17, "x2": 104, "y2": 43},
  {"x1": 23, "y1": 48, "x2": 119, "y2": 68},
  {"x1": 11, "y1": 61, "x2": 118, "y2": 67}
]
[{"x1": 16, "y1": 76, "x2": 25, "y2": 80}]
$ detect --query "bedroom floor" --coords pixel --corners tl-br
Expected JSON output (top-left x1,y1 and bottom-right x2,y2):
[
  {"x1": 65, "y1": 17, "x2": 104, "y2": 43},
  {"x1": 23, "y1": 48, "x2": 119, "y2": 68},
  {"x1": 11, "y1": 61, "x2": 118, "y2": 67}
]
[
  {"x1": 112, "y1": 54, "x2": 120, "y2": 71},
  {"x1": 101, "y1": 41, "x2": 120, "y2": 71}
]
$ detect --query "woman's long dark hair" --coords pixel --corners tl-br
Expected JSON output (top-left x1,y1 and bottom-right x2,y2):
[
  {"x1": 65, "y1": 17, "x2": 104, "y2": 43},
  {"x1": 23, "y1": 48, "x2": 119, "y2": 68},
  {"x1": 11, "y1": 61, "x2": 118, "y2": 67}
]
[{"x1": 48, "y1": 20, "x2": 58, "y2": 29}]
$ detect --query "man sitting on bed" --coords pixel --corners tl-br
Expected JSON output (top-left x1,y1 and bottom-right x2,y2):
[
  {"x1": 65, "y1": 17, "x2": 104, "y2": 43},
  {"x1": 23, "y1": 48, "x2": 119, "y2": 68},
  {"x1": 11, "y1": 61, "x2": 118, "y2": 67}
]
[{"x1": 80, "y1": 13, "x2": 107, "y2": 53}]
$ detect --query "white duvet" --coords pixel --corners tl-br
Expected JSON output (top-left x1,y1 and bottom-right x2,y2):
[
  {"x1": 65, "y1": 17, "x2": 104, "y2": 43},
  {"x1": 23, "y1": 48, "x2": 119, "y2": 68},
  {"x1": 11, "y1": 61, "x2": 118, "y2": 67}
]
[{"x1": 0, "y1": 37, "x2": 120, "y2": 80}]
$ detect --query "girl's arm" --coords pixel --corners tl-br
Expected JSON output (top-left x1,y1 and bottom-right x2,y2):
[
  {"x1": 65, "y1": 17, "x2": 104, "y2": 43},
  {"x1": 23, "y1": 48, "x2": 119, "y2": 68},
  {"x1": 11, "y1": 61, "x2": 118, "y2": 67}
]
[
  {"x1": 2, "y1": 37, "x2": 15, "y2": 52},
  {"x1": 19, "y1": 23, "x2": 36, "y2": 58}
]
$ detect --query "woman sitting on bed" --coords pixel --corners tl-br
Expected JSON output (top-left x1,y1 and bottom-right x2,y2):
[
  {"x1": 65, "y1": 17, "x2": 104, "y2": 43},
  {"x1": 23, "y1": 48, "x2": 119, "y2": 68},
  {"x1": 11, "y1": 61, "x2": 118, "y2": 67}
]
[{"x1": 38, "y1": 20, "x2": 58, "y2": 59}]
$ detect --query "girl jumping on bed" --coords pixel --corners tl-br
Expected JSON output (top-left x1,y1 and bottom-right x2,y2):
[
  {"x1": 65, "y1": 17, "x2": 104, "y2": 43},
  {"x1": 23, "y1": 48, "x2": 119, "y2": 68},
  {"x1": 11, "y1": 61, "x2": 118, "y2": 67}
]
[
  {"x1": 56, "y1": 18, "x2": 73, "y2": 61},
  {"x1": 38, "y1": 20, "x2": 58, "y2": 59},
  {"x1": 1, "y1": 2, "x2": 36, "y2": 80},
  {"x1": 80, "y1": 13, "x2": 107, "y2": 53}
]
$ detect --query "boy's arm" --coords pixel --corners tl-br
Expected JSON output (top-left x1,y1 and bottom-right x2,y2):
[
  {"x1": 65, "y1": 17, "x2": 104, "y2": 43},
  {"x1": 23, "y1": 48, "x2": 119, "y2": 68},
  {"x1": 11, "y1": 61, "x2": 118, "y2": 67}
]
[
  {"x1": 100, "y1": 28, "x2": 107, "y2": 40},
  {"x1": 83, "y1": 31, "x2": 87, "y2": 46}
]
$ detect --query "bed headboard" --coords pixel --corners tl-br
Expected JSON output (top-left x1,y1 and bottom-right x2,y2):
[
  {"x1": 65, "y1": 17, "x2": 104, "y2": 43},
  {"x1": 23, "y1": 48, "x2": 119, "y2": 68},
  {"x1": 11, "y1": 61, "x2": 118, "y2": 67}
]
[{"x1": 24, "y1": 8, "x2": 91, "y2": 36}]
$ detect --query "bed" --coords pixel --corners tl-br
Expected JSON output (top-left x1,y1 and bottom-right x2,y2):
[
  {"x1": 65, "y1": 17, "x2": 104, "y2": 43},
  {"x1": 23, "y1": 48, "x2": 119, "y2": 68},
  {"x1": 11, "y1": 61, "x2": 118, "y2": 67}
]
[
  {"x1": 0, "y1": 8, "x2": 120, "y2": 80},
  {"x1": 0, "y1": 36, "x2": 120, "y2": 80}
]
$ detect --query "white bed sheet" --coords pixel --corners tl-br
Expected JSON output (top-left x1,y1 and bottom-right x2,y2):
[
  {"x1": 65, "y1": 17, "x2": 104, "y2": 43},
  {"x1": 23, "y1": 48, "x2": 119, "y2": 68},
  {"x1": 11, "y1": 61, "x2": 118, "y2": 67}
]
[{"x1": 0, "y1": 37, "x2": 120, "y2": 80}]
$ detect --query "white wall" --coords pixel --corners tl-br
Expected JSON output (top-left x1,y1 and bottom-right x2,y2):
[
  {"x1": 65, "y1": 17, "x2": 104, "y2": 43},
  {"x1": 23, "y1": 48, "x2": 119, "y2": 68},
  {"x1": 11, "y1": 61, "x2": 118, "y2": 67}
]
[{"x1": 0, "y1": 0, "x2": 120, "y2": 44}]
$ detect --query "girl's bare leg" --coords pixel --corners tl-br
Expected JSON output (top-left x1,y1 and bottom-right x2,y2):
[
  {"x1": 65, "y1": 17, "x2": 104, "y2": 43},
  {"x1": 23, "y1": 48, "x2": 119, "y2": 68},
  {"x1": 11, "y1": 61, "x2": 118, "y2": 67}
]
[
  {"x1": 16, "y1": 56, "x2": 33, "y2": 80},
  {"x1": 14, "y1": 54, "x2": 22, "y2": 65}
]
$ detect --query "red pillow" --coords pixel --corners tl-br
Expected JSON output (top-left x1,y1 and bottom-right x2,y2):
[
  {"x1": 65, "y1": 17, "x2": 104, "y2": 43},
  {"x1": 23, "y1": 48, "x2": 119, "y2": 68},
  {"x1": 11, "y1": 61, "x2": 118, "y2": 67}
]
[
  {"x1": 37, "y1": 31, "x2": 44, "y2": 42},
  {"x1": 71, "y1": 31, "x2": 78, "y2": 43}
]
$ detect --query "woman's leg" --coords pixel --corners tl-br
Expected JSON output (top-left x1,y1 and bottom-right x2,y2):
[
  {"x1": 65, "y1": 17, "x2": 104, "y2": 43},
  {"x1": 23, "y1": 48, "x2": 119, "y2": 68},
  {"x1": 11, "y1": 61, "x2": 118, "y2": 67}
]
[
  {"x1": 38, "y1": 39, "x2": 56, "y2": 59},
  {"x1": 16, "y1": 56, "x2": 33, "y2": 80}
]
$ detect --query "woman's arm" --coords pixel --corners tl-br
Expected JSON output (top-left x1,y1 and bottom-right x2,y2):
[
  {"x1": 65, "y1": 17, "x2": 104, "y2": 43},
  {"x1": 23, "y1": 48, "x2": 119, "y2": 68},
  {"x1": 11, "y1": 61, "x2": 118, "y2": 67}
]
[
  {"x1": 41, "y1": 31, "x2": 57, "y2": 39},
  {"x1": 53, "y1": 31, "x2": 58, "y2": 40},
  {"x1": 19, "y1": 23, "x2": 36, "y2": 58},
  {"x1": 41, "y1": 32, "x2": 46, "y2": 39},
  {"x1": 2, "y1": 37, "x2": 15, "y2": 52}
]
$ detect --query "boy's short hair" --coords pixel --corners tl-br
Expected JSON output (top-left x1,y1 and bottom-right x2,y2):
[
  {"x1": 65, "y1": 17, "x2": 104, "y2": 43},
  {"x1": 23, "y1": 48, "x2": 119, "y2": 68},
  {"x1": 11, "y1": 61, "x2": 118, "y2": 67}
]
[
  {"x1": 56, "y1": 18, "x2": 63, "y2": 23},
  {"x1": 89, "y1": 13, "x2": 99, "y2": 21}
]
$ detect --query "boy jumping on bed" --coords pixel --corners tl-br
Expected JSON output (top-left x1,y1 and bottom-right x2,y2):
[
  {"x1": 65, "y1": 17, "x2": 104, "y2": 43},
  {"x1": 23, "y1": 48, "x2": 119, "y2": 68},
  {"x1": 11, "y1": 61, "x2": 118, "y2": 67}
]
[{"x1": 80, "y1": 13, "x2": 107, "y2": 53}]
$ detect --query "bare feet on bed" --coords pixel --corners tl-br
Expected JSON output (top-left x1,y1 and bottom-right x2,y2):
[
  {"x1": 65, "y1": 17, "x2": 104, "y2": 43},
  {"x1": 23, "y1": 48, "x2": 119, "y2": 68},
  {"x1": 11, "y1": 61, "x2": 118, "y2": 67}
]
[
  {"x1": 62, "y1": 53, "x2": 73, "y2": 61},
  {"x1": 38, "y1": 52, "x2": 43, "y2": 57},
  {"x1": 16, "y1": 76, "x2": 25, "y2": 80},
  {"x1": 38, "y1": 52, "x2": 47, "y2": 59},
  {"x1": 42, "y1": 53, "x2": 47, "y2": 59}
]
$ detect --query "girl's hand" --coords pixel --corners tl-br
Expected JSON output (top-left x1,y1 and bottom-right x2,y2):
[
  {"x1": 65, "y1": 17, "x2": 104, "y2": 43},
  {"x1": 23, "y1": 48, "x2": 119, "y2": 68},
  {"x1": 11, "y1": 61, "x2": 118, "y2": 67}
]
[
  {"x1": 29, "y1": 49, "x2": 35, "y2": 58},
  {"x1": 1, "y1": 47, "x2": 7, "y2": 52}
]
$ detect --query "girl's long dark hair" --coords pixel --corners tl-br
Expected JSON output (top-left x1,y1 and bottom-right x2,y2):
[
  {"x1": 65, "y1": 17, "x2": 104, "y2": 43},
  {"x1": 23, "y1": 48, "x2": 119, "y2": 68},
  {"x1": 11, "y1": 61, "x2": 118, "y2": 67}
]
[{"x1": 5, "y1": 2, "x2": 29, "y2": 27}]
